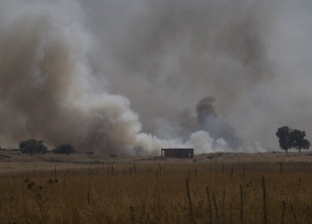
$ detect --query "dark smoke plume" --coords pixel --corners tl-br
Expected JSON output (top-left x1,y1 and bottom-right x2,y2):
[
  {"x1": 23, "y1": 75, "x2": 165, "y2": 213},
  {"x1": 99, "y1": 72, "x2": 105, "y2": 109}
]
[
  {"x1": 197, "y1": 97, "x2": 242, "y2": 150},
  {"x1": 197, "y1": 97, "x2": 217, "y2": 125}
]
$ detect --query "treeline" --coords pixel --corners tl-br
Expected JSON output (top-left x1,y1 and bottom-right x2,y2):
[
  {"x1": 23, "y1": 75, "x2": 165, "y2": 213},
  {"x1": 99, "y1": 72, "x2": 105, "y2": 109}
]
[
  {"x1": 2, "y1": 126, "x2": 310, "y2": 154},
  {"x1": 18, "y1": 139, "x2": 75, "y2": 154}
]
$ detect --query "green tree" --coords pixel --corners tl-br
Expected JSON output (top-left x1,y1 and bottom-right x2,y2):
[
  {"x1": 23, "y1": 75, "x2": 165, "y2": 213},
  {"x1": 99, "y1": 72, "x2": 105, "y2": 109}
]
[
  {"x1": 289, "y1": 129, "x2": 311, "y2": 152},
  {"x1": 276, "y1": 126, "x2": 292, "y2": 152},
  {"x1": 276, "y1": 126, "x2": 311, "y2": 152},
  {"x1": 19, "y1": 139, "x2": 48, "y2": 154},
  {"x1": 52, "y1": 144, "x2": 75, "y2": 155}
]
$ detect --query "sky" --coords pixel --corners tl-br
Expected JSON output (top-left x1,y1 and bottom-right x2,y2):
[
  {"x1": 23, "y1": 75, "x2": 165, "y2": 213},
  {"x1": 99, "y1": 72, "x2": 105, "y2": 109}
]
[{"x1": 0, "y1": 0, "x2": 312, "y2": 155}]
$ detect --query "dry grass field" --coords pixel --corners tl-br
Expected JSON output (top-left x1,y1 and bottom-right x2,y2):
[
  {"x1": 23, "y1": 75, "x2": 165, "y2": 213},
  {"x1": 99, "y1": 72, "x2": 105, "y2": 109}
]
[{"x1": 1, "y1": 150, "x2": 312, "y2": 223}]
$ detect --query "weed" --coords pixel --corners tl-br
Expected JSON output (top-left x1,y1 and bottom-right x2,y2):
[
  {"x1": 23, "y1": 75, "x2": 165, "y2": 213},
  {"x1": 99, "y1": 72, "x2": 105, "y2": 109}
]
[
  {"x1": 206, "y1": 187, "x2": 213, "y2": 224},
  {"x1": 262, "y1": 176, "x2": 267, "y2": 224},
  {"x1": 186, "y1": 178, "x2": 196, "y2": 224},
  {"x1": 281, "y1": 201, "x2": 286, "y2": 224},
  {"x1": 25, "y1": 180, "x2": 49, "y2": 213}
]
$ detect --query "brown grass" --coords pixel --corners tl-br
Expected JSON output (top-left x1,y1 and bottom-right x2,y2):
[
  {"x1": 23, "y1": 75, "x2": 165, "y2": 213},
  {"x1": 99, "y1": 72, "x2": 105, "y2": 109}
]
[{"x1": 1, "y1": 152, "x2": 312, "y2": 223}]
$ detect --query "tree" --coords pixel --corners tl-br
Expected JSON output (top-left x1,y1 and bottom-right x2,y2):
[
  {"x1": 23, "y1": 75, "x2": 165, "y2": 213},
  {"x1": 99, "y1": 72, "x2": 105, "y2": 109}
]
[
  {"x1": 19, "y1": 139, "x2": 48, "y2": 154},
  {"x1": 276, "y1": 126, "x2": 291, "y2": 152},
  {"x1": 276, "y1": 126, "x2": 311, "y2": 152},
  {"x1": 289, "y1": 129, "x2": 311, "y2": 152},
  {"x1": 52, "y1": 144, "x2": 75, "y2": 155}
]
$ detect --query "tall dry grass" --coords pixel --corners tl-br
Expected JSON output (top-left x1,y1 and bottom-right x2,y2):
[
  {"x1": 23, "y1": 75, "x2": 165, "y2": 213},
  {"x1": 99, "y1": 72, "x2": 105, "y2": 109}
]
[{"x1": 0, "y1": 161, "x2": 312, "y2": 223}]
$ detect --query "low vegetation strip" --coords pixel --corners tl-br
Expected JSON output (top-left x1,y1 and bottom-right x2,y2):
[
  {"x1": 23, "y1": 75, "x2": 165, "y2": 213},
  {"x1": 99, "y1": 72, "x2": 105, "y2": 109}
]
[{"x1": 0, "y1": 154, "x2": 11, "y2": 159}]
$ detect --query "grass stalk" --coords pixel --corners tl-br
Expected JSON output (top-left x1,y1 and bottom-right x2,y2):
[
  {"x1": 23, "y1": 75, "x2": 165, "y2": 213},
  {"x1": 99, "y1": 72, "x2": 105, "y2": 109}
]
[
  {"x1": 222, "y1": 189, "x2": 226, "y2": 223},
  {"x1": 230, "y1": 202, "x2": 233, "y2": 224},
  {"x1": 291, "y1": 203, "x2": 298, "y2": 224},
  {"x1": 206, "y1": 187, "x2": 213, "y2": 224},
  {"x1": 281, "y1": 201, "x2": 286, "y2": 224},
  {"x1": 231, "y1": 166, "x2": 233, "y2": 179},
  {"x1": 130, "y1": 206, "x2": 135, "y2": 224},
  {"x1": 213, "y1": 193, "x2": 219, "y2": 224},
  {"x1": 186, "y1": 178, "x2": 196, "y2": 224},
  {"x1": 262, "y1": 176, "x2": 268, "y2": 224},
  {"x1": 240, "y1": 185, "x2": 244, "y2": 224}
]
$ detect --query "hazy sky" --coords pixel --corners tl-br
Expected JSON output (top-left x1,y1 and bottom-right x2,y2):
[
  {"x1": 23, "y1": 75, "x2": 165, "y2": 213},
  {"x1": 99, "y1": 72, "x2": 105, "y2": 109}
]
[{"x1": 0, "y1": 0, "x2": 311, "y2": 154}]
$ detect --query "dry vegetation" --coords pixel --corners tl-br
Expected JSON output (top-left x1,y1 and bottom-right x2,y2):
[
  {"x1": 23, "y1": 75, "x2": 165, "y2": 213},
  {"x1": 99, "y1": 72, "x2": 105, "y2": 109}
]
[{"x1": 1, "y1": 151, "x2": 312, "y2": 223}]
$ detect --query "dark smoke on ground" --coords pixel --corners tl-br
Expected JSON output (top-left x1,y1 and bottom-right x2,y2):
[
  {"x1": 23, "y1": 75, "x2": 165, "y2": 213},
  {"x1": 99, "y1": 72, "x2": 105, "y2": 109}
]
[{"x1": 0, "y1": 0, "x2": 312, "y2": 154}]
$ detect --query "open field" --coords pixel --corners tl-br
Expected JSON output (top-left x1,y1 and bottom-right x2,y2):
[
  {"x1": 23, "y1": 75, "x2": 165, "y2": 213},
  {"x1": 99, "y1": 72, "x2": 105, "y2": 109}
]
[{"x1": 1, "y1": 150, "x2": 312, "y2": 223}]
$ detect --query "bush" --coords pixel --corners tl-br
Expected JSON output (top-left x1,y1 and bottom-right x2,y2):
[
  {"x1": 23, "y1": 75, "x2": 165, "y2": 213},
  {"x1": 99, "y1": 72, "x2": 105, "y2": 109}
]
[
  {"x1": 52, "y1": 144, "x2": 75, "y2": 154},
  {"x1": 19, "y1": 139, "x2": 48, "y2": 154}
]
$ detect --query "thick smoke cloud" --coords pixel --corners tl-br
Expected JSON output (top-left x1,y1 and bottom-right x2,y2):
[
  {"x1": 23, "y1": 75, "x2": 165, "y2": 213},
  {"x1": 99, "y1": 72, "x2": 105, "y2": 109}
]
[
  {"x1": 0, "y1": 1, "x2": 146, "y2": 155},
  {"x1": 0, "y1": 0, "x2": 312, "y2": 154},
  {"x1": 196, "y1": 97, "x2": 241, "y2": 150}
]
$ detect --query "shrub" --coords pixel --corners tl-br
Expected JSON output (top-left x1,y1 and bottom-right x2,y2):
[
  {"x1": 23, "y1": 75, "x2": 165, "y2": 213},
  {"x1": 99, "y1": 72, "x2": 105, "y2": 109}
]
[
  {"x1": 19, "y1": 139, "x2": 48, "y2": 154},
  {"x1": 52, "y1": 144, "x2": 75, "y2": 154}
]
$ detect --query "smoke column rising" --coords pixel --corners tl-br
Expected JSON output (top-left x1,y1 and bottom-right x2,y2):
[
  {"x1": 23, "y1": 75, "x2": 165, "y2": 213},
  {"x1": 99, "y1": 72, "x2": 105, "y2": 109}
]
[
  {"x1": 196, "y1": 96, "x2": 241, "y2": 150},
  {"x1": 0, "y1": 0, "x2": 312, "y2": 154},
  {"x1": 0, "y1": 1, "x2": 143, "y2": 155}
]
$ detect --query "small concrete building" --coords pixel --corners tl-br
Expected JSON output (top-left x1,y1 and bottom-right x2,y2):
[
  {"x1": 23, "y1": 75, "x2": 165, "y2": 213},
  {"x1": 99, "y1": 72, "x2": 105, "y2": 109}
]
[{"x1": 161, "y1": 148, "x2": 194, "y2": 159}]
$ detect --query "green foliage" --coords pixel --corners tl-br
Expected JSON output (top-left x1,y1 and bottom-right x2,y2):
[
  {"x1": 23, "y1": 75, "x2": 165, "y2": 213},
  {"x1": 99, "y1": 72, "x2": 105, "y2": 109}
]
[
  {"x1": 276, "y1": 126, "x2": 311, "y2": 152},
  {"x1": 276, "y1": 126, "x2": 291, "y2": 152},
  {"x1": 52, "y1": 144, "x2": 75, "y2": 154},
  {"x1": 19, "y1": 139, "x2": 48, "y2": 154}
]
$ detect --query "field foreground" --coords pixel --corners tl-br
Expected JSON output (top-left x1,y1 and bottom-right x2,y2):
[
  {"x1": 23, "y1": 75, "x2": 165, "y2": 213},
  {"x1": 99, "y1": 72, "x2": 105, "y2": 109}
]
[{"x1": 0, "y1": 150, "x2": 312, "y2": 223}]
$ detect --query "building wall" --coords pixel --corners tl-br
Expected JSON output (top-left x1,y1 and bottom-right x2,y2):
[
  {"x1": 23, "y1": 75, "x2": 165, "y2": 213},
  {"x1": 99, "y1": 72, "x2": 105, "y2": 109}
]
[{"x1": 161, "y1": 148, "x2": 194, "y2": 158}]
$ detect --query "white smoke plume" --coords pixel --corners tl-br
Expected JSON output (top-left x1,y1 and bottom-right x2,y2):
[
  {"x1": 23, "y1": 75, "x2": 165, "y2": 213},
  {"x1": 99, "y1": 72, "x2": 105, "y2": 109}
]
[{"x1": 0, "y1": 0, "x2": 311, "y2": 155}]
